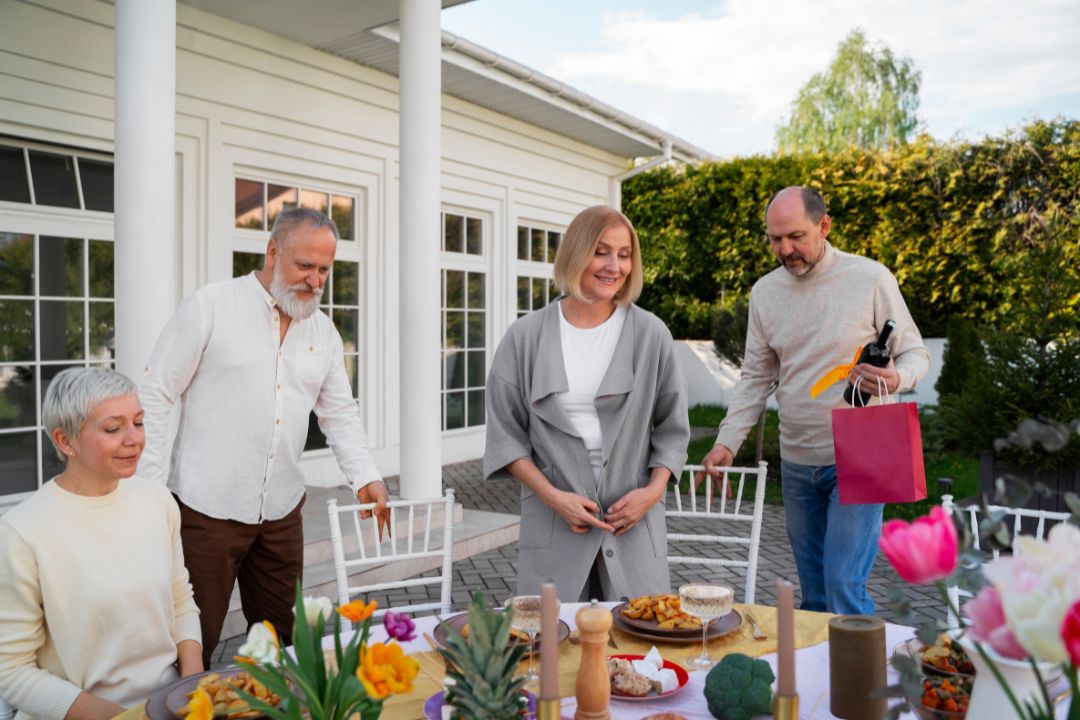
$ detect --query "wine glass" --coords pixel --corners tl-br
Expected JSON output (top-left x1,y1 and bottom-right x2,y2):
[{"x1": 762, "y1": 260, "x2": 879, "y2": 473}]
[
  {"x1": 679, "y1": 582, "x2": 734, "y2": 671},
  {"x1": 506, "y1": 595, "x2": 546, "y2": 686}
]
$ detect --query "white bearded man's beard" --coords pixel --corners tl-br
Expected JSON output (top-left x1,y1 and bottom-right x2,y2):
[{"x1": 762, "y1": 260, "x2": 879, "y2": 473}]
[{"x1": 270, "y1": 265, "x2": 322, "y2": 319}]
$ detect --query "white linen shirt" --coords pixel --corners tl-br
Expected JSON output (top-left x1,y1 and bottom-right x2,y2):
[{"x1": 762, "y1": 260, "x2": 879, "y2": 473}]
[{"x1": 138, "y1": 273, "x2": 381, "y2": 523}]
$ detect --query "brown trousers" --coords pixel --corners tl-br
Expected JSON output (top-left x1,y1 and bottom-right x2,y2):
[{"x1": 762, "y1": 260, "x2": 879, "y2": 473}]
[{"x1": 177, "y1": 496, "x2": 306, "y2": 666}]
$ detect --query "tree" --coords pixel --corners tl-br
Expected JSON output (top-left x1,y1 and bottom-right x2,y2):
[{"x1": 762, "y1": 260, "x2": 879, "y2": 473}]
[{"x1": 775, "y1": 29, "x2": 921, "y2": 153}]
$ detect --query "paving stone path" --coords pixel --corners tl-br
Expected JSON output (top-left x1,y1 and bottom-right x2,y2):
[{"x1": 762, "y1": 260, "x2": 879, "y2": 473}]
[{"x1": 212, "y1": 453, "x2": 943, "y2": 665}]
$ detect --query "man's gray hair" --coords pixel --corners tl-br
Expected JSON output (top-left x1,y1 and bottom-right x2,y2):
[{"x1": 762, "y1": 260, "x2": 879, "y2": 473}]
[
  {"x1": 42, "y1": 367, "x2": 137, "y2": 460},
  {"x1": 270, "y1": 207, "x2": 339, "y2": 248},
  {"x1": 764, "y1": 186, "x2": 828, "y2": 224}
]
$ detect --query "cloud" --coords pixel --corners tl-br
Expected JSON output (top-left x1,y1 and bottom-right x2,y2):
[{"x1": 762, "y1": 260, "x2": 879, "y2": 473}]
[{"x1": 541, "y1": 0, "x2": 1080, "y2": 155}]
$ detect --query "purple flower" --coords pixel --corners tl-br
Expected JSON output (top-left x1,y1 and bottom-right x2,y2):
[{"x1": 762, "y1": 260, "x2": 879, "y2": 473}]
[{"x1": 383, "y1": 611, "x2": 417, "y2": 642}]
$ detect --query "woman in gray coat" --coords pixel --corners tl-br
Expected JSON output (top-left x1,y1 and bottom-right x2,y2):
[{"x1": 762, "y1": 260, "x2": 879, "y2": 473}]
[{"x1": 484, "y1": 205, "x2": 689, "y2": 602}]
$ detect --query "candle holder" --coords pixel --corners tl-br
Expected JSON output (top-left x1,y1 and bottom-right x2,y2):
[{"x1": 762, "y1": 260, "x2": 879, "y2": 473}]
[
  {"x1": 773, "y1": 693, "x2": 799, "y2": 720},
  {"x1": 536, "y1": 698, "x2": 561, "y2": 720}
]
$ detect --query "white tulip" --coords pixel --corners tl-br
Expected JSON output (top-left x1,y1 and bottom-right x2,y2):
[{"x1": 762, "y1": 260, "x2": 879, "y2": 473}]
[
  {"x1": 297, "y1": 595, "x2": 334, "y2": 626},
  {"x1": 238, "y1": 621, "x2": 279, "y2": 666}
]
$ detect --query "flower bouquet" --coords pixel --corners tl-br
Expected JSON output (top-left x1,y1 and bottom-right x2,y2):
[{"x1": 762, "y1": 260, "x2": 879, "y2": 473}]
[
  {"x1": 184, "y1": 584, "x2": 418, "y2": 720},
  {"x1": 879, "y1": 481, "x2": 1080, "y2": 720}
]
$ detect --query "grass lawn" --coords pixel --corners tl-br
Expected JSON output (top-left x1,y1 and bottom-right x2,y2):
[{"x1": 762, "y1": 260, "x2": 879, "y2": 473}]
[{"x1": 685, "y1": 405, "x2": 979, "y2": 521}]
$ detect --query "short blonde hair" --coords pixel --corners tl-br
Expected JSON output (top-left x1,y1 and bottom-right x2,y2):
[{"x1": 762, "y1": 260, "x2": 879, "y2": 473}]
[{"x1": 553, "y1": 206, "x2": 643, "y2": 305}]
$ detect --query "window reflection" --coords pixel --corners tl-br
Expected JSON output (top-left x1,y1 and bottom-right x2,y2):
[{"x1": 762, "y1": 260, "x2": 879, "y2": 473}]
[
  {"x1": 0, "y1": 145, "x2": 30, "y2": 204},
  {"x1": 79, "y1": 159, "x2": 114, "y2": 212},
  {"x1": 300, "y1": 189, "x2": 328, "y2": 215},
  {"x1": 0, "y1": 431, "x2": 38, "y2": 495},
  {"x1": 0, "y1": 233, "x2": 33, "y2": 296},
  {"x1": 267, "y1": 185, "x2": 297, "y2": 228},
  {"x1": 235, "y1": 179, "x2": 264, "y2": 230},
  {"x1": 29, "y1": 150, "x2": 80, "y2": 209},
  {"x1": 0, "y1": 366, "x2": 35, "y2": 429},
  {"x1": 331, "y1": 195, "x2": 354, "y2": 240},
  {"x1": 0, "y1": 300, "x2": 34, "y2": 362},
  {"x1": 39, "y1": 237, "x2": 83, "y2": 298},
  {"x1": 39, "y1": 301, "x2": 84, "y2": 361}
]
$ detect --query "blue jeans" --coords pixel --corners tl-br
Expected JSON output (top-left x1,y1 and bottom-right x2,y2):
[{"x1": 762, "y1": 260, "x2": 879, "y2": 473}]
[{"x1": 781, "y1": 460, "x2": 882, "y2": 615}]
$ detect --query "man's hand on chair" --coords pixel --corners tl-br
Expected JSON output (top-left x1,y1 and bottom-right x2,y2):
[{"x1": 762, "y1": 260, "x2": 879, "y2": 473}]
[{"x1": 357, "y1": 480, "x2": 391, "y2": 540}]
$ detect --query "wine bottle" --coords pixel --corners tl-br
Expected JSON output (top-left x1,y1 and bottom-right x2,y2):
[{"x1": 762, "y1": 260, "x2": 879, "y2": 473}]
[{"x1": 843, "y1": 320, "x2": 896, "y2": 407}]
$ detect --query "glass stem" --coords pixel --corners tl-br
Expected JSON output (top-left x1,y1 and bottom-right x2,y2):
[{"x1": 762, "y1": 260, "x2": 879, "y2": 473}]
[
  {"x1": 701, "y1": 623, "x2": 709, "y2": 661},
  {"x1": 529, "y1": 631, "x2": 536, "y2": 677}
]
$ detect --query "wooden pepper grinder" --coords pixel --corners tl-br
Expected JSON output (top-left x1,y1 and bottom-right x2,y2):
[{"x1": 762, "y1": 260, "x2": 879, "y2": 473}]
[{"x1": 574, "y1": 600, "x2": 611, "y2": 720}]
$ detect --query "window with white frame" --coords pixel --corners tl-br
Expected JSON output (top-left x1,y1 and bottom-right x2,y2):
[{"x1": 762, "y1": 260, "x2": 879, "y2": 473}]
[
  {"x1": 441, "y1": 212, "x2": 486, "y2": 431},
  {"x1": 0, "y1": 139, "x2": 115, "y2": 500},
  {"x1": 515, "y1": 223, "x2": 561, "y2": 319},
  {"x1": 232, "y1": 177, "x2": 362, "y2": 452}
]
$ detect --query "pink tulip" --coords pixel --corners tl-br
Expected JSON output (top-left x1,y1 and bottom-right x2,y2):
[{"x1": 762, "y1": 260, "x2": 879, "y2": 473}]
[
  {"x1": 878, "y1": 506, "x2": 958, "y2": 584},
  {"x1": 963, "y1": 585, "x2": 1027, "y2": 660},
  {"x1": 1063, "y1": 600, "x2": 1080, "y2": 667}
]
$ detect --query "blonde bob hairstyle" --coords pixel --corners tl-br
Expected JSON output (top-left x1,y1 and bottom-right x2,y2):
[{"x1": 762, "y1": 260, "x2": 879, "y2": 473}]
[{"x1": 552, "y1": 205, "x2": 643, "y2": 305}]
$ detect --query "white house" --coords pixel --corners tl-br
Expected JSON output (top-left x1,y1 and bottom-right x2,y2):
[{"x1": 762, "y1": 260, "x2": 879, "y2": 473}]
[{"x1": 0, "y1": 0, "x2": 709, "y2": 508}]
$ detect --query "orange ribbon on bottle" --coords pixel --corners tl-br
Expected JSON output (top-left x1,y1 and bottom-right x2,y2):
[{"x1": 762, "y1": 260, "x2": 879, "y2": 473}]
[{"x1": 809, "y1": 346, "x2": 861, "y2": 399}]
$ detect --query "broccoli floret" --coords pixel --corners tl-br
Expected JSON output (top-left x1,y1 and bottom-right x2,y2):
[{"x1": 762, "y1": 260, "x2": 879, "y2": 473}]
[{"x1": 703, "y1": 653, "x2": 775, "y2": 720}]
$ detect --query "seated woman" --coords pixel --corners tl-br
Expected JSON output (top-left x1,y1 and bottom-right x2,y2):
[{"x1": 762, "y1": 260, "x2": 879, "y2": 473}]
[{"x1": 0, "y1": 368, "x2": 202, "y2": 719}]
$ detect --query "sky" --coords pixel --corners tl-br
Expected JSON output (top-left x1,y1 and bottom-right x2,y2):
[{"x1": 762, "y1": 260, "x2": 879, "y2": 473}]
[{"x1": 441, "y1": 0, "x2": 1080, "y2": 158}]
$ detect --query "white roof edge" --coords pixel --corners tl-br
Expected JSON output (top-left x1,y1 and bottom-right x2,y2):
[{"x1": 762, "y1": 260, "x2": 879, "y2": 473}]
[{"x1": 372, "y1": 25, "x2": 713, "y2": 163}]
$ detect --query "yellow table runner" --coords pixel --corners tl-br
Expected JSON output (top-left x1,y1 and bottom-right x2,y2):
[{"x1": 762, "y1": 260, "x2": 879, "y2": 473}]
[{"x1": 115, "y1": 604, "x2": 833, "y2": 720}]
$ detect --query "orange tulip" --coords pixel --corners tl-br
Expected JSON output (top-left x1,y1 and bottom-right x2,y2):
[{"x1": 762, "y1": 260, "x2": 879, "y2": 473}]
[
  {"x1": 357, "y1": 642, "x2": 419, "y2": 699},
  {"x1": 337, "y1": 599, "x2": 378, "y2": 623},
  {"x1": 183, "y1": 688, "x2": 214, "y2": 720}
]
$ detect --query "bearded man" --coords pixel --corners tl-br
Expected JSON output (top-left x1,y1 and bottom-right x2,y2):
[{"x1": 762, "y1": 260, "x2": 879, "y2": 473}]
[{"x1": 140, "y1": 208, "x2": 388, "y2": 665}]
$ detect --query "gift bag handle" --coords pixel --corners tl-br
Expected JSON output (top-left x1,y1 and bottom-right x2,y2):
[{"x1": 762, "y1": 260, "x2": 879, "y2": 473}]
[{"x1": 850, "y1": 374, "x2": 892, "y2": 406}]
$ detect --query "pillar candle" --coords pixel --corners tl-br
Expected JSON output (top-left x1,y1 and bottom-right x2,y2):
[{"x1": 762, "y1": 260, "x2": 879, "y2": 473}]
[
  {"x1": 776, "y1": 579, "x2": 796, "y2": 697},
  {"x1": 540, "y1": 583, "x2": 559, "y2": 701},
  {"x1": 828, "y1": 615, "x2": 886, "y2": 719}
]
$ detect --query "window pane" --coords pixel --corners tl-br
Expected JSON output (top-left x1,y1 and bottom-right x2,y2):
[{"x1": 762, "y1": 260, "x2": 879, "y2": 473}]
[
  {"x1": 444, "y1": 311, "x2": 464, "y2": 349},
  {"x1": 547, "y1": 231, "x2": 560, "y2": 263},
  {"x1": 39, "y1": 237, "x2": 83, "y2": 298},
  {"x1": 467, "y1": 389, "x2": 485, "y2": 427},
  {"x1": 88, "y1": 240, "x2": 114, "y2": 298},
  {"x1": 445, "y1": 391, "x2": 465, "y2": 430},
  {"x1": 444, "y1": 351, "x2": 465, "y2": 390},
  {"x1": 300, "y1": 189, "x2": 328, "y2": 215},
  {"x1": 532, "y1": 277, "x2": 545, "y2": 310},
  {"x1": 39, "y1": 364, "x2": 80, "y2": 405},
  {"x1": 467, "y1": 272, "x2": 484, "y2": 309},
  {"x1": 517, "y1": 226, "x2": 529, "y2": 261},
  {"x1": 88, "y1": 301, "x2": 114, "y2": 362},
  {"x1": 0, "y1": 431, "x2": 37, "y2": 495},
  {"x1": 344, "y1": 354, "x2": 358, "y2": 398},
  {"x1": 232, "y1": 251, "x2": 264, "y2": 278},
  {"x1": 79, "y1": 159, "x2": 114, "y2": 212},
  {"x1": 443, "y1": 214, "x2": 463, "y2": 253},
  {"x1": 467, "y1": 350, "x2": 485, "y2": 388},
  {"x1": 0, "y1": 146, "x2": 30, "y2": 203},
  {"x1": 444, "y1": 270, "x2": 465, "y2": 309},
  {"x1": 331, "y1": 195, "x2": 355, "y2": 241},
  {"x1": 235, "y1": 179, "x2": 264, "y2": 229},
  {"x1": 517, "y1": 276, "x2": 529, "y2": 312},
  {"x1": 0, "y1": 366, "x2": 35, "y2": 429},
  {"x1": 0, "y1": 300, "x2": 34, "y2": 362},
  {"x1": 466, "y1": 311, "x2": 484, "y2": 348},
  {"x1": 40, "y1": 301, "x2": 83, "y2": 360},
  {"x1": 0, "y1": 233, "x2": 34, "y2": 296},
  {"x1": 305, "y1": 410, "x2": 328, "y2": 451},
  {"x1": 29, "y1": 151, "x2": 79, "y2": 208},
  {"x1": 41, "y1": 429, "x2": 65, "y2": 484},
  {"x1": 267, "y1": 185, "x2": 297, "y2": 228},
  {"x1": 333, "y1": 308, "x2": 358, "y2": 353},
  {"x1": 531, "y1": 228, "x2": 545, "y2": 263},
  {"x1": 466, "y1": 217, "x2": 482, "y2": 255},
  {"x1": 547, "y1": 279, "x2": 556, "y2": 303},
  {"x1": 332, "y1": 261, "x2": 359, "y2": 306}
]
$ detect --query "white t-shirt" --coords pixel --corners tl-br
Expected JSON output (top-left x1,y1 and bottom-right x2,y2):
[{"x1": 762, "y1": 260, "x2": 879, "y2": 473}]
[{"x1": 556, "y1": 301, "x2": 628, "y2": 486}]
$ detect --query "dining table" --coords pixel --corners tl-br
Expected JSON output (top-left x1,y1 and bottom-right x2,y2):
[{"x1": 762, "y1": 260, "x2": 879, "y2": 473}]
[{"x1": 118, "y1": 601, "x2": 1072, "y2": 720}]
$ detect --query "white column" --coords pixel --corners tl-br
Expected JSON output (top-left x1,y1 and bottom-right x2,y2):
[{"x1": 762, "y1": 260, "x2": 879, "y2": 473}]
[
  {"x1": 114, "y1": 0, "x2": 177, "y2": 379},
  {"x1": 398, "y1": 0, "x2": 442, "y2": 499}
]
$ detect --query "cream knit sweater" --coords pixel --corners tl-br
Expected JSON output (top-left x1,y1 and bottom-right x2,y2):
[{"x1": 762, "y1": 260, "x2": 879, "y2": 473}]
[
  {"x1": 0, "y1": 477, "x2": 201, "y2": 719},
  {"x1": 715, "y1": 243, "x2": 931, "y2": 466}
]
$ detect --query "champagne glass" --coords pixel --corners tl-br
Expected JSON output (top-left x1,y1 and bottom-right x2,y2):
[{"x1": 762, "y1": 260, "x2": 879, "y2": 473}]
[
  {"x1": 506, "y1": 595, "x2": 546, "y2": 686},
  {"x1": 679, "y1": 582, "x2": 734, "y2": 671}
]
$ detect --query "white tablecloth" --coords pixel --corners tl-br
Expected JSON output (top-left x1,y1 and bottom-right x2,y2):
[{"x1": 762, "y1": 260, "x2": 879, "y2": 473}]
[{"x1": 334, "y1": 602, "x2": 1071, "y2": 719}]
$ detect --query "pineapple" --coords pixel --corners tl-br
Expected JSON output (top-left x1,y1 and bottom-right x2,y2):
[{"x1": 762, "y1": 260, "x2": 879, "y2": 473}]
[{"x1": 439, "y1": 593, "x2": 529, "y2": 719}]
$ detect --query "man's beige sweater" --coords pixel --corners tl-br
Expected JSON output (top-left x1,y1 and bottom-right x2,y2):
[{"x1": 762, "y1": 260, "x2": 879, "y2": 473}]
[{"x1": 715, "y1": 243, "x2": 931, "y2": 466}]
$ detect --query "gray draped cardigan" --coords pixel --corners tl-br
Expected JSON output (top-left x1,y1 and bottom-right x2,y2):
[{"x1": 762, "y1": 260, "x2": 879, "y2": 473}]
[{"x1": 483, "y1": 301, "x2": 690, "y2": 601}]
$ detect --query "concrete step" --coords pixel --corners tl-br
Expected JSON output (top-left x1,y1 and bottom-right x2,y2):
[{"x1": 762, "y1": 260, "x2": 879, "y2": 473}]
[{"x1": 218, "y1": 500, "x2": 519, "y2": 640}]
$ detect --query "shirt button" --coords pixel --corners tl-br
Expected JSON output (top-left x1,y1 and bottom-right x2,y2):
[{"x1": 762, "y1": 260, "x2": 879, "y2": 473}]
[
  {"x1": 275, "y1": 418, "x2": 280, "y2": 425},
  {"x1": 605, "y1": 549, "x2": 614, "y2": 558},
  {"x1": 277, "y1": 384, "x2": 282, "y2": 390},
  {"x1": 309, "y1": 345, "x2": 315, "y2": 352},
  {"x1": 269, "y1": 453, "x2": 274, "y2": 459}
]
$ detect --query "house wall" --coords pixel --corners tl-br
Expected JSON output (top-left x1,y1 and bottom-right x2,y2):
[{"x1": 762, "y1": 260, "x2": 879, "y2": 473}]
[{"x1": 0, "y1": 0, "x2": 628, "y2": 494}]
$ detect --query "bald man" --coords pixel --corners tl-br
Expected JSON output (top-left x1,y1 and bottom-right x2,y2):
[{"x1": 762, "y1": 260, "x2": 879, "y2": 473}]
[{"x1": 701, "y1": 186, "x2": 930, "y2": 614}]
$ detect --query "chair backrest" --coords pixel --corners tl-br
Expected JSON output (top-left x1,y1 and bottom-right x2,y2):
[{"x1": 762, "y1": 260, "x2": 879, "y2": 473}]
[
  {"x1": 941, "y1": 493, "x2": 1070, "y2": 626},
  {"x1": 326, "y1": 490, "x2": 455, "y2": 629},
  {"x1": 665, "y1": 462, "x2": 768, "y2": 604}
]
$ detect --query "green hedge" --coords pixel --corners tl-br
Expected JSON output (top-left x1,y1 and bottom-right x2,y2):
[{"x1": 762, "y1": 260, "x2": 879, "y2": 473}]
[{"x1": 624, "y1": 119, "x2": 1080, "y2": 339}]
